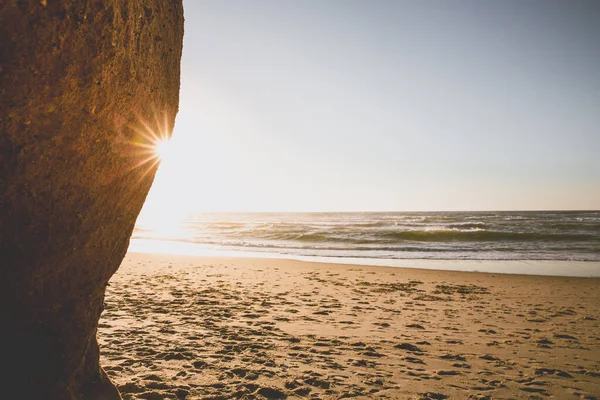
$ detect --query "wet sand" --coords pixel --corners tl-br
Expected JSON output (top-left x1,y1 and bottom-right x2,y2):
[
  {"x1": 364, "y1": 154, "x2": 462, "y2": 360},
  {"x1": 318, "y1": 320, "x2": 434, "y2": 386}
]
[{"x1": 99, "y1": 253, "x2": 600, "y2": 399}]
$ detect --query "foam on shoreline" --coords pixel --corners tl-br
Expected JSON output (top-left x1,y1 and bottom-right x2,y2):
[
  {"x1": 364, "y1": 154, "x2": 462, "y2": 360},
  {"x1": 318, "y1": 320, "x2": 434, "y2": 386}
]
[{"x1": 128, "y1": 241, "x2": 600, "y2": 277}]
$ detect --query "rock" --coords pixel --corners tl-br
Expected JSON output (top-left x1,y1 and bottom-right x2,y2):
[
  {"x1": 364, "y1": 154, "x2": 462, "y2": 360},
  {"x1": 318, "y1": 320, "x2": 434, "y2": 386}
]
[{"x1": 0, "y1": 1, "x2": 183, "y2": 399}]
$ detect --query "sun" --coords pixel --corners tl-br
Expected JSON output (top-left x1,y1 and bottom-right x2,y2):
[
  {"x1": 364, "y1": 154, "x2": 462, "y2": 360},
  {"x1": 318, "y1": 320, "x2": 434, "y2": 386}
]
[
  {"x1": 128, "y1": 111, "x2": 174, "y2": 180},
  {"x1": 154, "y1": 137, "x2": 172, "y2": 161}
]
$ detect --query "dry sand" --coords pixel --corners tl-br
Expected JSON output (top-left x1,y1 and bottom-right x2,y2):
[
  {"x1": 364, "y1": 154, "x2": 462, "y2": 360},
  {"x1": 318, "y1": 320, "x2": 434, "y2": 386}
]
[{"x1": 99, "y1": 253, "x2": 600, "y2": 400}]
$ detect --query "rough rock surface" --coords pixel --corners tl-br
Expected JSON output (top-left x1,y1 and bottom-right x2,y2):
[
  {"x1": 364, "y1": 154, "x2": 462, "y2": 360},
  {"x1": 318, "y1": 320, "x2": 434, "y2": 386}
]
[{"x1": 0, "y1": 1, "x2": 183, "y2": 398}]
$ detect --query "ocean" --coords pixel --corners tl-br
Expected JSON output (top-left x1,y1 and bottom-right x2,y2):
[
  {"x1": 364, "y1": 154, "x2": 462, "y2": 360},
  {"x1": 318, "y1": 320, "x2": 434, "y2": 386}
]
[{"x1": 131, "y1": 211, "x2": 600, "y2": 268}]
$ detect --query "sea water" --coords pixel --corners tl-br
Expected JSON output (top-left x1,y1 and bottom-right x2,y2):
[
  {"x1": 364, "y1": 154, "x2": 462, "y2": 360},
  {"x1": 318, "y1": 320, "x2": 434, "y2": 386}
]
[{"x1": 130, "y1": 211, "x2": 600, "y2": 274}]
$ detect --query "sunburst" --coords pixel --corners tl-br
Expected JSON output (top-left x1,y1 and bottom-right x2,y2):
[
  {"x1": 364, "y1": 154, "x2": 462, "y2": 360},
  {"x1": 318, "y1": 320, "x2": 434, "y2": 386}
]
[{"x1": 129, "y1": 111, "x2": 173, "y2": 182}]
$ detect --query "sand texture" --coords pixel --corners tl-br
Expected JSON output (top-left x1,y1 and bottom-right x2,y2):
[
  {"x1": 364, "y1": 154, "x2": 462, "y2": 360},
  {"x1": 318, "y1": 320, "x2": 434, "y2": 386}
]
[{"x1": 99, "y1": 253, "x2": 600, "y2": 399}]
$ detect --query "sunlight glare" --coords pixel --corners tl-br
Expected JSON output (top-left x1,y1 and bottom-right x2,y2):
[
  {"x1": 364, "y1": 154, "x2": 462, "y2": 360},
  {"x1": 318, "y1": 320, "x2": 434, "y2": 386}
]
[
  {"x1": 155, "y1": 137, "x2": 172, "y2": 161},
  {"x1": 129, "y1": 110, "x2": 174, "y2": 182}
]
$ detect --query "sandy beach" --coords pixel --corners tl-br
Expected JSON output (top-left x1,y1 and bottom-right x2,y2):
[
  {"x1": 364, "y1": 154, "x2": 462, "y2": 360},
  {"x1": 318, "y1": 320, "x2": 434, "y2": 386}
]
[{"x1": 99, "y1": 253, "x2": 600, "y2": 399}]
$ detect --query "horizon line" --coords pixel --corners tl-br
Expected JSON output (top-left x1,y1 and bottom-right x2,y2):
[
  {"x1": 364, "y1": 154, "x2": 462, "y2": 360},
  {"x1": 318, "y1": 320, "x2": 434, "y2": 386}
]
[{"x1": 178, "y1": 209, "x2": 600, "y2": 214}]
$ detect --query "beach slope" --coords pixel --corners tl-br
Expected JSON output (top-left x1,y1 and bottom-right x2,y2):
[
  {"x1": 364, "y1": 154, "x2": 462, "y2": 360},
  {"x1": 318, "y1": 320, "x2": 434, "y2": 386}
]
[{"x1": 100, "y1": 253, "x2": 600, "y2": 399}]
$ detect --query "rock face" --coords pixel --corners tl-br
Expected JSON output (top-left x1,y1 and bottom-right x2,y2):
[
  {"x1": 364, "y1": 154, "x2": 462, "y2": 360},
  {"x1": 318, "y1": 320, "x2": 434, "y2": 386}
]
[{"x1": 0, "y1": 2, "x2": 183, "y2": 398}]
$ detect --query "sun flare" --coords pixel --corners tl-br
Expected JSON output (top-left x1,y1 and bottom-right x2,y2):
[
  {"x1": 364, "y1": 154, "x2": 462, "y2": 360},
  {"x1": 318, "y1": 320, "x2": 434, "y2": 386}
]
[
  {"x1": 128, "y1": 111, "x2": 176, "y2": 182},
  {"x1": 154, "y1": 137, "x2": 172, "y2": 161}
]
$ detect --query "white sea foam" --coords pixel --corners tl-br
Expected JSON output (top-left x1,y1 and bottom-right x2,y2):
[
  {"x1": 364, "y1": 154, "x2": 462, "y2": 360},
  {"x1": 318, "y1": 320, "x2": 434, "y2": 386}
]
[{"x1": 131, "y1": 211, "x2": 600, "y2": 267}]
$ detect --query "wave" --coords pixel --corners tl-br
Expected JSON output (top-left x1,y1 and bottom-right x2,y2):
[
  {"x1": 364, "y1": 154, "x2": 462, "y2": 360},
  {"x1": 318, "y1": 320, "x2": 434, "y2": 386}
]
[
  {"x1": 133, "y1": 211, "x2": 600, "y2": 262},
  {"x1": 135, "y1": 228, "x2": 598, "y2": 245},
  {"x1": 378, "y1": 229, "x2": 598, "y2": 243},
  {"x1": 225, "y1": 229, "x2": 598, "y2": 244}
]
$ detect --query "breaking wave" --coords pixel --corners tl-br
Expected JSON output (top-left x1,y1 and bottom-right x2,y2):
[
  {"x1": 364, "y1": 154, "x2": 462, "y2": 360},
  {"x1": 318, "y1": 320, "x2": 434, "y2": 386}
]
[{"x1": 133, "y1": 211, "x2": 600, "y2": 261}]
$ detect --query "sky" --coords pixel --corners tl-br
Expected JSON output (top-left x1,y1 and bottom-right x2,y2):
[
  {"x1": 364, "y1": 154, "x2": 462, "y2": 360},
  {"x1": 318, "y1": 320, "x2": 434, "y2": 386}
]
[{"x1": 142, "y1": 0, "x2": 600, "y2": 215}]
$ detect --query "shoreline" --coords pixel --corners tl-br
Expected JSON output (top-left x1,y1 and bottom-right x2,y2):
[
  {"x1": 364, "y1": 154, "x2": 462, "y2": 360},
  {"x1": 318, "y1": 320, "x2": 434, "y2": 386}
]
[{"x1": 127, "y1": 247, "x2": 600, "y2": 278}]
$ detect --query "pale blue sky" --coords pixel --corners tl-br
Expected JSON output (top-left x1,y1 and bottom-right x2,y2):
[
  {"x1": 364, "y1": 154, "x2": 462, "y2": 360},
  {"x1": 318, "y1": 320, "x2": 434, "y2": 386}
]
[{"x1": 156, "y1": 1, "x2": 600, "y2": 212}]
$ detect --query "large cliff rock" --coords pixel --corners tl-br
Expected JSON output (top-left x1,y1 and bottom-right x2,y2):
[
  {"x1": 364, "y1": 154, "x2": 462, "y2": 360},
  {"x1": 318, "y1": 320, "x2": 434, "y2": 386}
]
[{"x1": 0, "y1": 1, "x2": 184, "y2": 398}]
